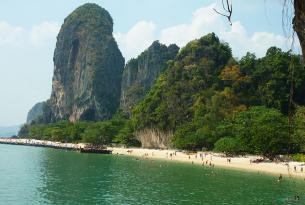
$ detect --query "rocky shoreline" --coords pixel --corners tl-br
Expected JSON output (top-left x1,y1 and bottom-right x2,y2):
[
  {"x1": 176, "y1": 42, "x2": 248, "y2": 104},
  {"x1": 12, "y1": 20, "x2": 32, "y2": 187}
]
[{"x1": 0, "y1": 138, "x2": 111, "y2": 154}]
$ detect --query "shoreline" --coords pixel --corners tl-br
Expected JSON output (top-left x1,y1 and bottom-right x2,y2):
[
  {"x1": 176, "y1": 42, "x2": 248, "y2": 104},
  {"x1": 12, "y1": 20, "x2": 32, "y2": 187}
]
[
  {"x1": 0, "y1": 138, "x2": 87, "y2": 150},
  {"x1": 110, "y1": 147, "x2": 305, "y2": 179},
  {"x1": 1, "y1": 138, "x2": 305, "y2": 179}
]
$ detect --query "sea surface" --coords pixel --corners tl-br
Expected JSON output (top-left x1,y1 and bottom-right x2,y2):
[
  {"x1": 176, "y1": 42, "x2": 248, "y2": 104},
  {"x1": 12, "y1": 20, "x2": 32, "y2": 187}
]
[{"x1": 0, "y1": 144, "x2": 305, "y2": 205}]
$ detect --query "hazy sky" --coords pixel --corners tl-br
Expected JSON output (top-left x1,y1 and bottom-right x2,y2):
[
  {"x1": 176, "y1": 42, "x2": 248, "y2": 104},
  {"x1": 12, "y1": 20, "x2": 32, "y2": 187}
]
[{"x1": 0, "y1": 0, "x2": 300, "y2": 126}]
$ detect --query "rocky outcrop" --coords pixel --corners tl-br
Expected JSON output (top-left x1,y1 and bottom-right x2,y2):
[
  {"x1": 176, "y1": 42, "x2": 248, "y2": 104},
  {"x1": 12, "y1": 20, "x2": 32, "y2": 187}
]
[
  {"x1": 26, "y1": 102, "x2": 44, "y2": 124},
  {"x1": 120, "y1": 41, "x2": 179, "y2": 115},
  {"x1": 41, "y1": 3, "x2": 124, "y2": 123},
  {"x1": 135, "y1": 128, "x2": 173, "y2": 149}
]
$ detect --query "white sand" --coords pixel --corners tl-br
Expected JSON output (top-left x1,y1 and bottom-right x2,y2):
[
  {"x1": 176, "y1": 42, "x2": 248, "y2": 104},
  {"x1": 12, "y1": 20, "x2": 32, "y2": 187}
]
[{"x1": 109, "y1": 147, "x2": 305, "y2": 179}]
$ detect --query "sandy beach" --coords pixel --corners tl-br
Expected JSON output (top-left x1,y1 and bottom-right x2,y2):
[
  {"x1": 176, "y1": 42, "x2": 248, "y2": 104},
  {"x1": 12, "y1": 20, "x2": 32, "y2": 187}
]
[
  {"x1": 109, "y1": 147, "x2": 305, "y2": 179},
  {"x1": 1, "y1": 138, "x2": 305, "y2": 179}
]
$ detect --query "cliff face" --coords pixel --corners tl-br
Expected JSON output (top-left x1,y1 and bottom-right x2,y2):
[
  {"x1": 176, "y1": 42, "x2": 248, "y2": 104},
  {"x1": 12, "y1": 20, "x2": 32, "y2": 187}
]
[
  {"x1": 42, "y1": 3, "x2": 124, "y2": 123},
  {"x1": 293, "y1": 0, "x2": 305, "y2": 64},
  {"x1": 26, "y1": 102, "x2": 44, "y2": 124},
  {"x1": 120, "y1": 41, "x2": 179, "y2": 115}
]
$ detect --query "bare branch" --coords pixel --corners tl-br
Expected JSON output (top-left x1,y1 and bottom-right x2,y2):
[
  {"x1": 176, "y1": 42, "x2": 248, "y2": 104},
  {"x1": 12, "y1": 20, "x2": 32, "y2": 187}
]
[
  {"x1": 213, "y1": 8, "x2": 229, "y2": 18},
  {"x1": 214, "y1": 0, "x2": 233, "y2": 26}
]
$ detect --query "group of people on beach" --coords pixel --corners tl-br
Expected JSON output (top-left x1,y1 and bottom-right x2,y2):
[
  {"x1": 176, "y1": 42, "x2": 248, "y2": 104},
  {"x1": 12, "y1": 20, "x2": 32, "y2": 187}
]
[
  {"x1": 201, "y1": 160, "x2": 215, "y2": 168},
  {"x1": 187, "y1": 153, "x2": 216, "y2": 167}
]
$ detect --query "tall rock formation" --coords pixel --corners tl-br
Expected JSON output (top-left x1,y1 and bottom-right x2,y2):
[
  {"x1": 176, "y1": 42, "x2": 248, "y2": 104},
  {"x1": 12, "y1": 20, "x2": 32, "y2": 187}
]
[
  {"x1": 26, "y1": 102, "x2": 44, "y2": 124},
  {"x1": 41, "y1": 3, "x2": 124, "y2": 123},
  {"x1": 120, "y1": 41, "x2": 179, "y2": 115}
]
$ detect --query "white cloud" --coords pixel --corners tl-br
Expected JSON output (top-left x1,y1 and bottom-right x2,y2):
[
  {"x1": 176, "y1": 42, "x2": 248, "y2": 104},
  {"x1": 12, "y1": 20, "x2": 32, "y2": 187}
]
[
  {"x1": 115, "y1": 3, "x2": 297, "y2": 60},
  {"x1": 30, "y1": 21, "x2": 60, "y2": 46},
  {"x1": 114, "y1": 21, "x2": 156, "y2": 60},
  {"x1": 220, "y1": 21, "x2": 294, "y2": 58},
  {"x1": 0, "y1": 21, "x2": 25, "y2": 46},
  {"x1": 0, "y1": 21, "x2": 60, "y2": 47},
  {"x1": 160, "y1": 3, "x2": 225, "y2": 46}
]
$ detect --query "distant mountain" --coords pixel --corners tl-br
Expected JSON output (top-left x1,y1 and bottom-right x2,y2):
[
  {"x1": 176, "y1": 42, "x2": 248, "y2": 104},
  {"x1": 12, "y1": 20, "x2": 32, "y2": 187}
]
[
  {"x1": 26, "y1": 102, "x2": 44, "y2": 124},
  {"x1": 0, "y1": 125, "x2": 20, "y2": 137}
]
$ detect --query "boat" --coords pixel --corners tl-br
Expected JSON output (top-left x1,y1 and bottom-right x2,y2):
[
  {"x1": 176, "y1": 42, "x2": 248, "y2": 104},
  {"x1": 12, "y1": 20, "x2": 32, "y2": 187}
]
[{"x1": 79, "y1": 146, "x2": 112, "y2": 154}]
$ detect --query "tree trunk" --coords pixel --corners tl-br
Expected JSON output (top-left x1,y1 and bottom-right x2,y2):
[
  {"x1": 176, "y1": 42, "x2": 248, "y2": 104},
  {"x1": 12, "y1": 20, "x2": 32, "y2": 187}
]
[{"x1": 293, "y1": 0, "x2": 305, "y2": 63}]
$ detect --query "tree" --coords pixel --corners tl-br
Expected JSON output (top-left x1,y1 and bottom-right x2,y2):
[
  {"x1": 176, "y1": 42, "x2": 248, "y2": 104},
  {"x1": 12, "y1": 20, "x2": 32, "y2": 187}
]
[
  {"x1": 81, "y1": 122, "x2": 114, "y2": 145},
  {"x1": 293, "y1": 106, "x2": 305, "y2": 152},
  {"x1": 216, "y1": 106, "x2": 290, "y2": 158},
  {"x1": 214, "y1": 137, "x2": 242, "y2": 155},
  {"x1": 216, "y1": 0, "x2": 305, "y2": 64}
]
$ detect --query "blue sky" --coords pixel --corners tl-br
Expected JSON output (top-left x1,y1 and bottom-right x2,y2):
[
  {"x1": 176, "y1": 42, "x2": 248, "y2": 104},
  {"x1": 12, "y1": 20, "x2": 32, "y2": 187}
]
[{"x1": 0, "y1": 0, "x2": 299, "y2": 126}]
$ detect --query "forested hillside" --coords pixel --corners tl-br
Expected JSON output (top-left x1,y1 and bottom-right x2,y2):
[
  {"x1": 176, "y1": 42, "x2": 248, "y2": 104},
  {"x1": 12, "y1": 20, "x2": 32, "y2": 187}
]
[{"x1": 22, "y1": 32, "x2": 305, "y2": 158}]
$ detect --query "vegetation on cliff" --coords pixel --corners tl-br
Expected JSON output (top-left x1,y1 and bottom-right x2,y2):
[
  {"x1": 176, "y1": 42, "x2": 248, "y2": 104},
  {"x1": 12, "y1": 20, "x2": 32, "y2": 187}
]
[
  {"x1": 132, "y1": 33, "x2": 305, "y2": 157},
  {"x1": 20, "y1": 4, "x2": 305, "y2": 159},
  {"x1": 120, "y1": 41, "x2": 179, "y2": 115}
]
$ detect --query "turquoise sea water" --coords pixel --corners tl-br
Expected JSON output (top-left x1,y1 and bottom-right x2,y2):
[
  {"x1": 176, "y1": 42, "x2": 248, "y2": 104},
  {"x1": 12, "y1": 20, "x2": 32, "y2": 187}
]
[{"x1": 0, "y1": 144, "x2": 305, "y2": 205}]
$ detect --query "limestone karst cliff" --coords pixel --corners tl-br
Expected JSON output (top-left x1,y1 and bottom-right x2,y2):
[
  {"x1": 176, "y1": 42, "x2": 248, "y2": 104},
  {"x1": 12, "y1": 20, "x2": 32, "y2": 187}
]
[
  {"x1": 26, "y1": 102, "x2": 44, "y2": 124},
  {"x1": 120, "y1": 41, "x2": 179, "y2": 115},
  {"x1": 40, "y1": 3, "x2": 124, "y2": 123}
]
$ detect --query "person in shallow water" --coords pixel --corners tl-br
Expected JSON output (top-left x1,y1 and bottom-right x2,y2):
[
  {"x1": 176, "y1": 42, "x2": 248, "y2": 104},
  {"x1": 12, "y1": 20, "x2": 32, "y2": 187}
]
[{"x1": 278, "y1": 174, "x2": 283, "y2": 182}]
